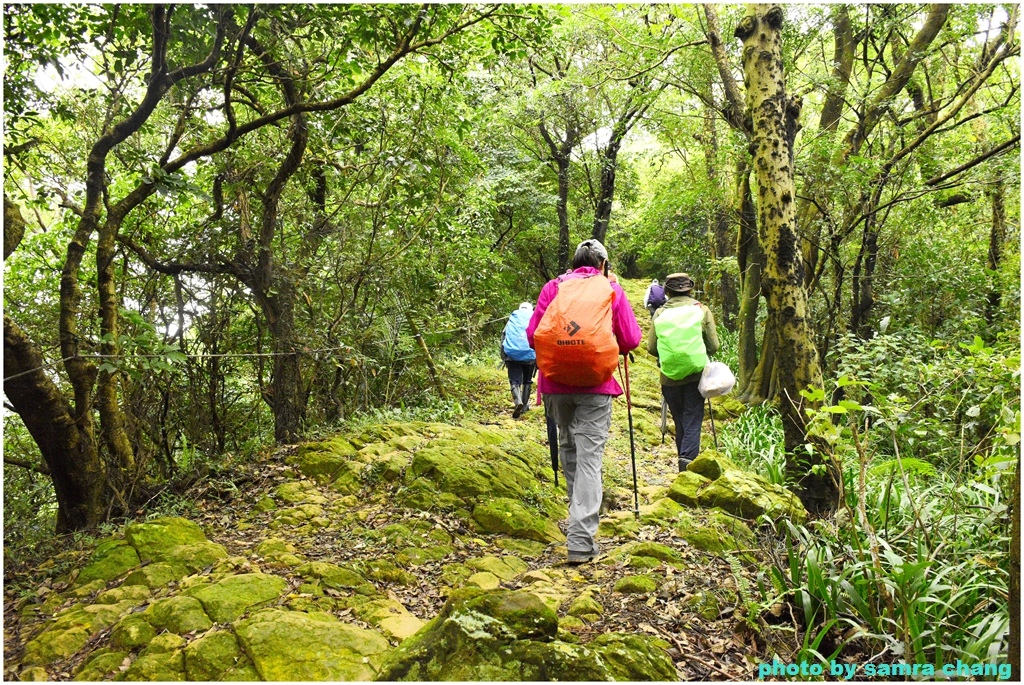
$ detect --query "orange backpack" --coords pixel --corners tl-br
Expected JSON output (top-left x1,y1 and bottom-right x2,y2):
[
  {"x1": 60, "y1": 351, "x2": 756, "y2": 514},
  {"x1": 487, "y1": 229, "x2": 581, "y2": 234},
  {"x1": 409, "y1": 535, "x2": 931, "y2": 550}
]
[{"x1": 534, "y1": 274, "x2": 619, "y2": 387}]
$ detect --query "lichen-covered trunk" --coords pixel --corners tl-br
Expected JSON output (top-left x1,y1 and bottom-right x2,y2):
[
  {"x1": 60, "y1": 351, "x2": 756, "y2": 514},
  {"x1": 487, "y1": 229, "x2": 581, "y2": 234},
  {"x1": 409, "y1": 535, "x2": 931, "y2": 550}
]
[
  {"x1": 986, "y1": 179, "x2": 1006, "y2": 324},
  {"x1": 556, "y1": 157, "x2": 571, "y2": 273},
  {"x1": 96, "y1": 215, "x2": 136, "y2": 473},
  {"x1": 591, "y1": 139, "x2": 621, "y2": 245},
  {"x1": 267, "y1": 293, "x2": 305, "y2": 444},
  {"x1": 704, "y1": 104, "x2": 738, "y2": 330},
  {"x1": 734, "y1": 162, "x2": 763, "y2": 401},
  {"x1": 4, "y1": 315, "x2": 107, "y2": 532},
  {"x1": 737, "y1": 3, "x2": 838, "y2": 515}
]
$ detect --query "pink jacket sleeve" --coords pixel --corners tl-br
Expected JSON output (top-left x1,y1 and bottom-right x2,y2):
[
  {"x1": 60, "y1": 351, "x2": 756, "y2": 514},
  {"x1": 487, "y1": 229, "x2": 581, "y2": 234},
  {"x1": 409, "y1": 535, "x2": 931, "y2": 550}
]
[
  {"x1": 526, "y1": 280, "x2": 558, "y2": 347},
  {"x1": 610, "y1": 282, "x2": 642, "y2": 353}
]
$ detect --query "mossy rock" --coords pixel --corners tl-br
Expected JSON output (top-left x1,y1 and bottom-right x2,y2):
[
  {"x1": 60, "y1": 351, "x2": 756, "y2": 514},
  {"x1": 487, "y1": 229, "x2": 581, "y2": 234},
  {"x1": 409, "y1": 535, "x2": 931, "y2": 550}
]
[
  {"x1": 613, "y1": 574, "x2": 659, "y2": 594},
  {"x1": 76, "y1": 540, "x2": 141, "y2": 586},
  {"x1": 353, "y1": 599, "x2": 425, "y2": 641},
  {"x1": 124, "y1": 517, "x2": 208, "y2": 563},
  {"x1": 395, "y1": 480, "x2": 463, "y2": 511},
  {"x1": 122, "y1": 561, "x2": 190, "y2": 589},
  {"x1": 466, "y1": 572, "x2": 502, "y2": 590},
  {"x1": 69, "y1": 579, "x2": 106, "y2": 599},
  {"x1": 440, "y1": 563, "x2": 473, "y2": 588},
  {"x1": 74, "y1": 650, "x2": 129, "y2": 681},
  {"x1": 696, "y1": 470, "x2": 807, "y2": 523},
  {"x1": 666, "y1": 471, "x2": 712, "y2": 507},
  {"x1": 189, "y1": 572, "x2": 288, "y2": 623},
  {"x1": 19, "y1": 666, "x2": 49, "y2": 681},
  {"x1": 275, "y1": 480, "x2": 328, "y2": 504},
  {"x1": 124, "y1": 649, "x2": 186, "y2": 681},
  {"x1": 22, "y1": 601, "x2": 135, "y2": 666},
  {"x1": 160, "y1": 540, "x2": 229, "y2": 573},
  {"x1": 567, "y1": 592, "x2": 604, "y2": 618},
  {"x1": 142, "y1": 632, "x2": 186, "y2": 655},
  {"x1": 686, "y1": 451, "x2": 740, "y2": 481},
  {"x1": 357, "y1": 558, "x2": 418, "y2": 586},
  {"x1": 639, "y1": 497, "x2": 692, "y2": 526},
  {"x1": 254, "y1": 496, "x2": 277, "y2": 512},
  {"x1": 597, "y1": 510, "x2": 641, "y2": 538},
  {"x1": 95, "y1": 584, "x2": 151, "y2": 605},
  {"x1": 144, "y1": 595, "x2": 213, "y2": 634},
  {"x1": 290, "y1": 438, "x2": 358, "y2": 482},
  {"x1": 255, "y1": 538, "x2": 295, "y2": 555},
  {"x1": 273, "y1": 503, "x2": 324, "y2": 526},
  {"x1": 465, "y1": 555, "x2": 529, "y2": 581},
  {"x1": 378, "y1": 588, "x2": 674, "y2": 681},
  {"x1": 395, "y1": 545, "x2": 452, "y2": 567},
  {"x1": 711, "y1": 395, "x2": 747, "y2": 420},
  {"x1": 472, "y1": 498, "x2": 564, "y2": 543},
  {"x1": 495, "y1": 538, "x2": 549, "y2": 558},
  {"x1": 183, "y1": 630, "x2": 243, "y2": 681},
  {"x1": 629, "y1": 541, "x2": 685, "y2": 565},
  {"x1": 296, "y1": 562, "x2": 370, "y2": 592},
  {"x1": 110, "y1": 615, "x2": 157, "y2": 649},
  {"x1": 234, "y1": 608, "x2": 390, "y2": 681},
  {"x1": 627, "y1": 555, "x2": 662, "y2": 570}
]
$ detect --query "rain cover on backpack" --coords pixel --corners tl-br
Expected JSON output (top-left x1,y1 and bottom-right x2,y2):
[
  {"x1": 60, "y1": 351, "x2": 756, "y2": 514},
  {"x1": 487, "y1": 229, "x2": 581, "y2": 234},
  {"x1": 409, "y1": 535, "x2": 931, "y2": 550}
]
[
  {"x1": 534, "y1": 275, "x2": 618, "y2": 387},
  {"x1": 503, "y1": 309, "x2": 536, "y2": 362},
  {"x1": 654, "y1": 303, "x2": 707, "y2": 380}
]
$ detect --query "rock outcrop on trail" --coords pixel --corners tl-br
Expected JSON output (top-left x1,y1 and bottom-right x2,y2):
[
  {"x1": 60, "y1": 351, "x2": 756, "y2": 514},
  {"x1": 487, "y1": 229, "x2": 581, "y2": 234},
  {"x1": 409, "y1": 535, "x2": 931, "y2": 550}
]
[{"x1": 7, "y1": 400, "x2": 806, "y2": 681}]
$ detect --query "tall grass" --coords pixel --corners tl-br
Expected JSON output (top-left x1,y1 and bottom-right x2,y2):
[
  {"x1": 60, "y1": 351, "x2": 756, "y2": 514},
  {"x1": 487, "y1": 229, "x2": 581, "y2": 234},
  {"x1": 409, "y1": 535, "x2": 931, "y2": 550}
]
[{"x1": 719, "y1": 403, "x2": 786, "y2": 485}]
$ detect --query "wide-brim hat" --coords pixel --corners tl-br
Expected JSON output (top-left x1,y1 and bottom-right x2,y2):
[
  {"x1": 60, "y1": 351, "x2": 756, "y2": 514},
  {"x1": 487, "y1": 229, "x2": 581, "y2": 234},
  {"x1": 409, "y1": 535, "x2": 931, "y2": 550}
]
[{"x1": 665, "y1": 273, "x2": 694, "y2": 294}]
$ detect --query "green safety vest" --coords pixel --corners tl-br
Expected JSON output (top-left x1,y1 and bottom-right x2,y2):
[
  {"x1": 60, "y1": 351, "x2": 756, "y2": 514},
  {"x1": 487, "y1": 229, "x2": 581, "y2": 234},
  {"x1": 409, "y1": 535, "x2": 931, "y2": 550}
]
[{"x1": 654, "y1": 304, "x2": 707, "y2": 380}]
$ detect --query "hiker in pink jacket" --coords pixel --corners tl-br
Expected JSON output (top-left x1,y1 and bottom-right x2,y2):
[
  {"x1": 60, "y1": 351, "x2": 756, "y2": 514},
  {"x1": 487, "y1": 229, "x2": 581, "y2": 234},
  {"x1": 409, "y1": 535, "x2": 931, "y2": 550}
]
[{"x1": 526, "y1": 239, "x2": 642, "y2": 564}]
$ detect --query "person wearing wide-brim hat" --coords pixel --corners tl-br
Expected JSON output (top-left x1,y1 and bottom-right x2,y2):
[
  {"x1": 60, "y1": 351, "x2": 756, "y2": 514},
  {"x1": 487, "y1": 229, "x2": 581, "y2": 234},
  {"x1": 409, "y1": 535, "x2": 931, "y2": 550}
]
[{"x1": 647, "y1": 273, "x2": 720, "y2": 472}]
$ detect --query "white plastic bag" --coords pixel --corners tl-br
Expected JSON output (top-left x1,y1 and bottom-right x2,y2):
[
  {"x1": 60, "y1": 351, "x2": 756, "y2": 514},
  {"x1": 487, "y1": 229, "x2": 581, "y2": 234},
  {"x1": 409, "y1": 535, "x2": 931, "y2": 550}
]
[{"x1": 698, "y1": 361, "x2": 736, "y2": 398}]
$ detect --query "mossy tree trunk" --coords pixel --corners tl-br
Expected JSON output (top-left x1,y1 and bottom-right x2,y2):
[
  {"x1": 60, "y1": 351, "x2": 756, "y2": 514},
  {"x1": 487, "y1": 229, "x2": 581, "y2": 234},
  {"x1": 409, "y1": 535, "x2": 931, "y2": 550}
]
[
  {"x1": 985, "y1": 178, "x2": 1006, "y2": 324},
  {"x1": 734, "y1": 162, "x2": 763, "y2": 402},
  {"x1": 702, "y1": 101, "x2": 738, "y2": 330},
  {"x1": 736, "y1": 4, "x2": 839, "y2": 515}
]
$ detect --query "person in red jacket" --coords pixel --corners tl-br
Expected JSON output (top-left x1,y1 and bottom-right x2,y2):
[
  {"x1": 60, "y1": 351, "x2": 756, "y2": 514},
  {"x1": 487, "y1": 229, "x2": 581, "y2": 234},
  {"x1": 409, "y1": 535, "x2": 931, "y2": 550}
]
[{"x1": 526, "y1": 239, "x2": 642, "y2": 564}]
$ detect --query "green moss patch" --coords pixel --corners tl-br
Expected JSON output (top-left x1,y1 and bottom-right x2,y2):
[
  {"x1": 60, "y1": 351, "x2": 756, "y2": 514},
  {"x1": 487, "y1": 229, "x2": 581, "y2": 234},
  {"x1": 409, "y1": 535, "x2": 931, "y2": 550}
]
[
  {"x1": 613, "y1": 574, "x2": 659, "y2": 594},
  {"x1": 472, "y1": 498, "x2": 564, "y2": 543},
  {"x1": 183, "y1": 630, "x2": 243, "y2": 681},
  {"x1": 234, "y1": 608, "x2": 390, "y2": 681},
  {"x1": 144, "y1": 595, "x2": 213, "y2": 634},
  {"x1": 667, "y1": 471, "x2": 712, "y2": 507},
  {"x1": 124, "y1": 517, "x2": 208, "y2": 563},
  {"x1": 75, "y1": 540, "x2": 140, "y2": 586},
  {"x1": 189, "y1": 573, "x2": 288, "y2": 623}
]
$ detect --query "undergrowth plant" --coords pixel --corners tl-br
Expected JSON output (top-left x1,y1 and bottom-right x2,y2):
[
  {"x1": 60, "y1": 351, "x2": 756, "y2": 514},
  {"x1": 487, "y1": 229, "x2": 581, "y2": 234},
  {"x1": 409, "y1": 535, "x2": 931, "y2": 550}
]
[{"x1": 760, "y1": 333, "x2": 1018, "y2": 671}]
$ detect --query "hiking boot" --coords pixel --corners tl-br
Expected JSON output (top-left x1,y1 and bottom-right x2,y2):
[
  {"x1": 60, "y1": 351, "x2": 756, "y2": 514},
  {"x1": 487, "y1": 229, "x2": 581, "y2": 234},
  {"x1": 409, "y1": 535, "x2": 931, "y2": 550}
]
[
  {"x1": 567, "y1": 549, "x2": 599, "y2": 565},
  {"x1": 511, "y1": 383, "x2": 524, "y2": 418},
  {"x1": 678, "y1": 457, "x2": 693, "y2": 473}
]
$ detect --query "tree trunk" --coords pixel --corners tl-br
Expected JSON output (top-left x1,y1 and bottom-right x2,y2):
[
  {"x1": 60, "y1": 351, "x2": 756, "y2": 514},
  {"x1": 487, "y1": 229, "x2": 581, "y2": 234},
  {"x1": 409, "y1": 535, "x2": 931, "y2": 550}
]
[
  {"x1": 734, "y1": 162, "x2": 763, "y2": 399},
  {"x1": 556, "y1": 155, "x2": 571, "y2": 272},
  {"x1": 849, "y1": 213, "x2": 881, "y2": 339},
  {"x1": 704, "y1": 104, "x2": 738, "y2": 329},
  {"x1": 736, "y1": 4, "x2": 839, "y2": 516},
  {"x1": 4, "y1": 315, "x2": 107, "y2": 532},
  {"x1": 591, "y1": 138, "x2": 621, "y2": 245},
  {"x1": 985, "y1": 178, "x2": 1006, "y2": 324}
]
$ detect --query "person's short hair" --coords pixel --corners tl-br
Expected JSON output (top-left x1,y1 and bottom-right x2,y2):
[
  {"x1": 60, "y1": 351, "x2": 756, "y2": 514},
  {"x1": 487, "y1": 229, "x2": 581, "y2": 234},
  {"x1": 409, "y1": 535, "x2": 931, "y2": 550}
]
[{"x1": 572, "y1": 239, "x2": 609, "y2": 269}]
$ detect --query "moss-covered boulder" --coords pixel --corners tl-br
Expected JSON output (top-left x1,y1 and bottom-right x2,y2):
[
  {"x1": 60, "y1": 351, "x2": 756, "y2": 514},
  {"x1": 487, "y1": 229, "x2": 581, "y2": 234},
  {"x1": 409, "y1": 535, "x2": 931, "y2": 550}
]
[
  {"x1": 22, "y1": 601, "x2": 135, "y2": 666},
  {"x1": 378, "y1": 588, "x2": 675, "y2": 681},
  {"x1": 189, "y1": 573, "x2": 287, "y2": 623},
  {"x1": 296, "y1": 562, "x2": 374, "y2": 595},
  {"x1": 184, "y1": 630, "x2": 244, "y2": 681},
  {"x1": 95, "y1": 584, "x2": 151, "y2": 605},
  {"x1": 466, "y1": 572, "x2": 502, "y2": 590},
  {"x1": 613, "y1": 575, "x2": 659, "y2": 594},
  {"x1": 122, "y1": 561, "x2": 190, "y2": 589},
  {"x1": 678, "y1": 510, "x2": 757, "y2": 558},
  {"x1": 710, "y1": 395, "x2": 747, "y2": 420},
  {"x1": 666, "y1": 471, "x2": 711, "y2": 507},
  {"x1": 275, "y1": 480, "x2": 328, "y2": 504},
  {"x1": 357, "y1": 558, "x2": 418, "y2": 586},
  {"x1": 395, "y1": 545, "x2": 452, "y2": 567},
  {"x1": 110, "y1": 615, "x2": 156, "y2": 649},
  {"x1": 290, "y1": 437, "x2": 359, "y2": 483},
  {"x1": 160, "y1": 541, "x2": 229, "y2": 573},
  {"x1": 567, "y1": 592, "x2": 604, "y2": 618},
  {"x1": 465, "y1": 555, "x2": 529, "y2": 581},
  {"x1": 353, "y1": 599, "x2": 425, "y2": 641},
  {"x1": 696, "y1": 470, "x2": 806, "y2": 523},
  {"x1": 75, "y1": 539, "x2": 140, "y2": 586},
  {"x1": 598, "y1": 510, "x2": 641, "y2": 538},
  {"x1": 495, "y1": 538, "x2": 548, "y2": 558},
  {"x1": 74, "y1": 650, "x2": 129, "y2": 681},
  {"x1": 686, "y1": 451, "x2": 740, "y2": 481},
  {"x1": 123, "y1": 517, "x2": 207, "y2": 563},
  {"x1": 143, "y1": 632, "x2": 186, "y2": 655},
  {"x1": 144, "y1": 595, "x2": 213, "y2": 634},
  {"x1": 234, "y1": 609, "x2": 390, "y2": 680},
  {"x1": 124, "y1": 649, "x2": 186, "y2": 681},
  {"x1": 472, "y1": 498, "x2": 564, "y2": 543},
  {"x1": 639, "y1": 497, "x2": 692, "y2": 526}
]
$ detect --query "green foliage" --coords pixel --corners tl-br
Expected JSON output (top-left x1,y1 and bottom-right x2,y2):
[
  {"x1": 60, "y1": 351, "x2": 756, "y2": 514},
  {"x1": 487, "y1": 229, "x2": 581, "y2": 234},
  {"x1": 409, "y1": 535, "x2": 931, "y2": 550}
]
[{"x1": 719, "y1": 404, "x2": 786, "y2": 486}]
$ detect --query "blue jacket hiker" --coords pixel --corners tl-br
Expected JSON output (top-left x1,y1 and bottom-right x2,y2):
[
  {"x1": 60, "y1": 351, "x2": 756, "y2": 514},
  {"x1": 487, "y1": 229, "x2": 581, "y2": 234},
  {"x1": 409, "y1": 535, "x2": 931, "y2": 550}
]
[{"x1": 501, "y1": 302, "x2": 537, "y2": 419}]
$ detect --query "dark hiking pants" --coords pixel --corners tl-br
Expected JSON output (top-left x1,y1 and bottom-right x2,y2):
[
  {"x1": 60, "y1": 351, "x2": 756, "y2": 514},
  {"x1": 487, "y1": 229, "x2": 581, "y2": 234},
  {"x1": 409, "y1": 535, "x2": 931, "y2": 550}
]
[{"x1": 662, "y1": 381, "x2": 704, "y2": 461}]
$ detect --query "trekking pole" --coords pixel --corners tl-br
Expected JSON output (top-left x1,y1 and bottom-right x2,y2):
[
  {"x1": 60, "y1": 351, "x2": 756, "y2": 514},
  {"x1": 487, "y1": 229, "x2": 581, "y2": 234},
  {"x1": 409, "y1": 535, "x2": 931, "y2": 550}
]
[
  {"x1": 707, "y1": 397, "x2": 718, "y2": 450},
  {"x1": 620, "y1": 355, "x2": 640, "y2": 521}
]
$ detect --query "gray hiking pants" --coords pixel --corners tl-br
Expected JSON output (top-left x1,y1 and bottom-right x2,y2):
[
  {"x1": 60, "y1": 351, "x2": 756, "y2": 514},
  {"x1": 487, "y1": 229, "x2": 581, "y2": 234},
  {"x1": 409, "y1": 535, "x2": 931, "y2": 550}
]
[{"x1": 544, "y1": 393, "x2": 613, "y2": 555}]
